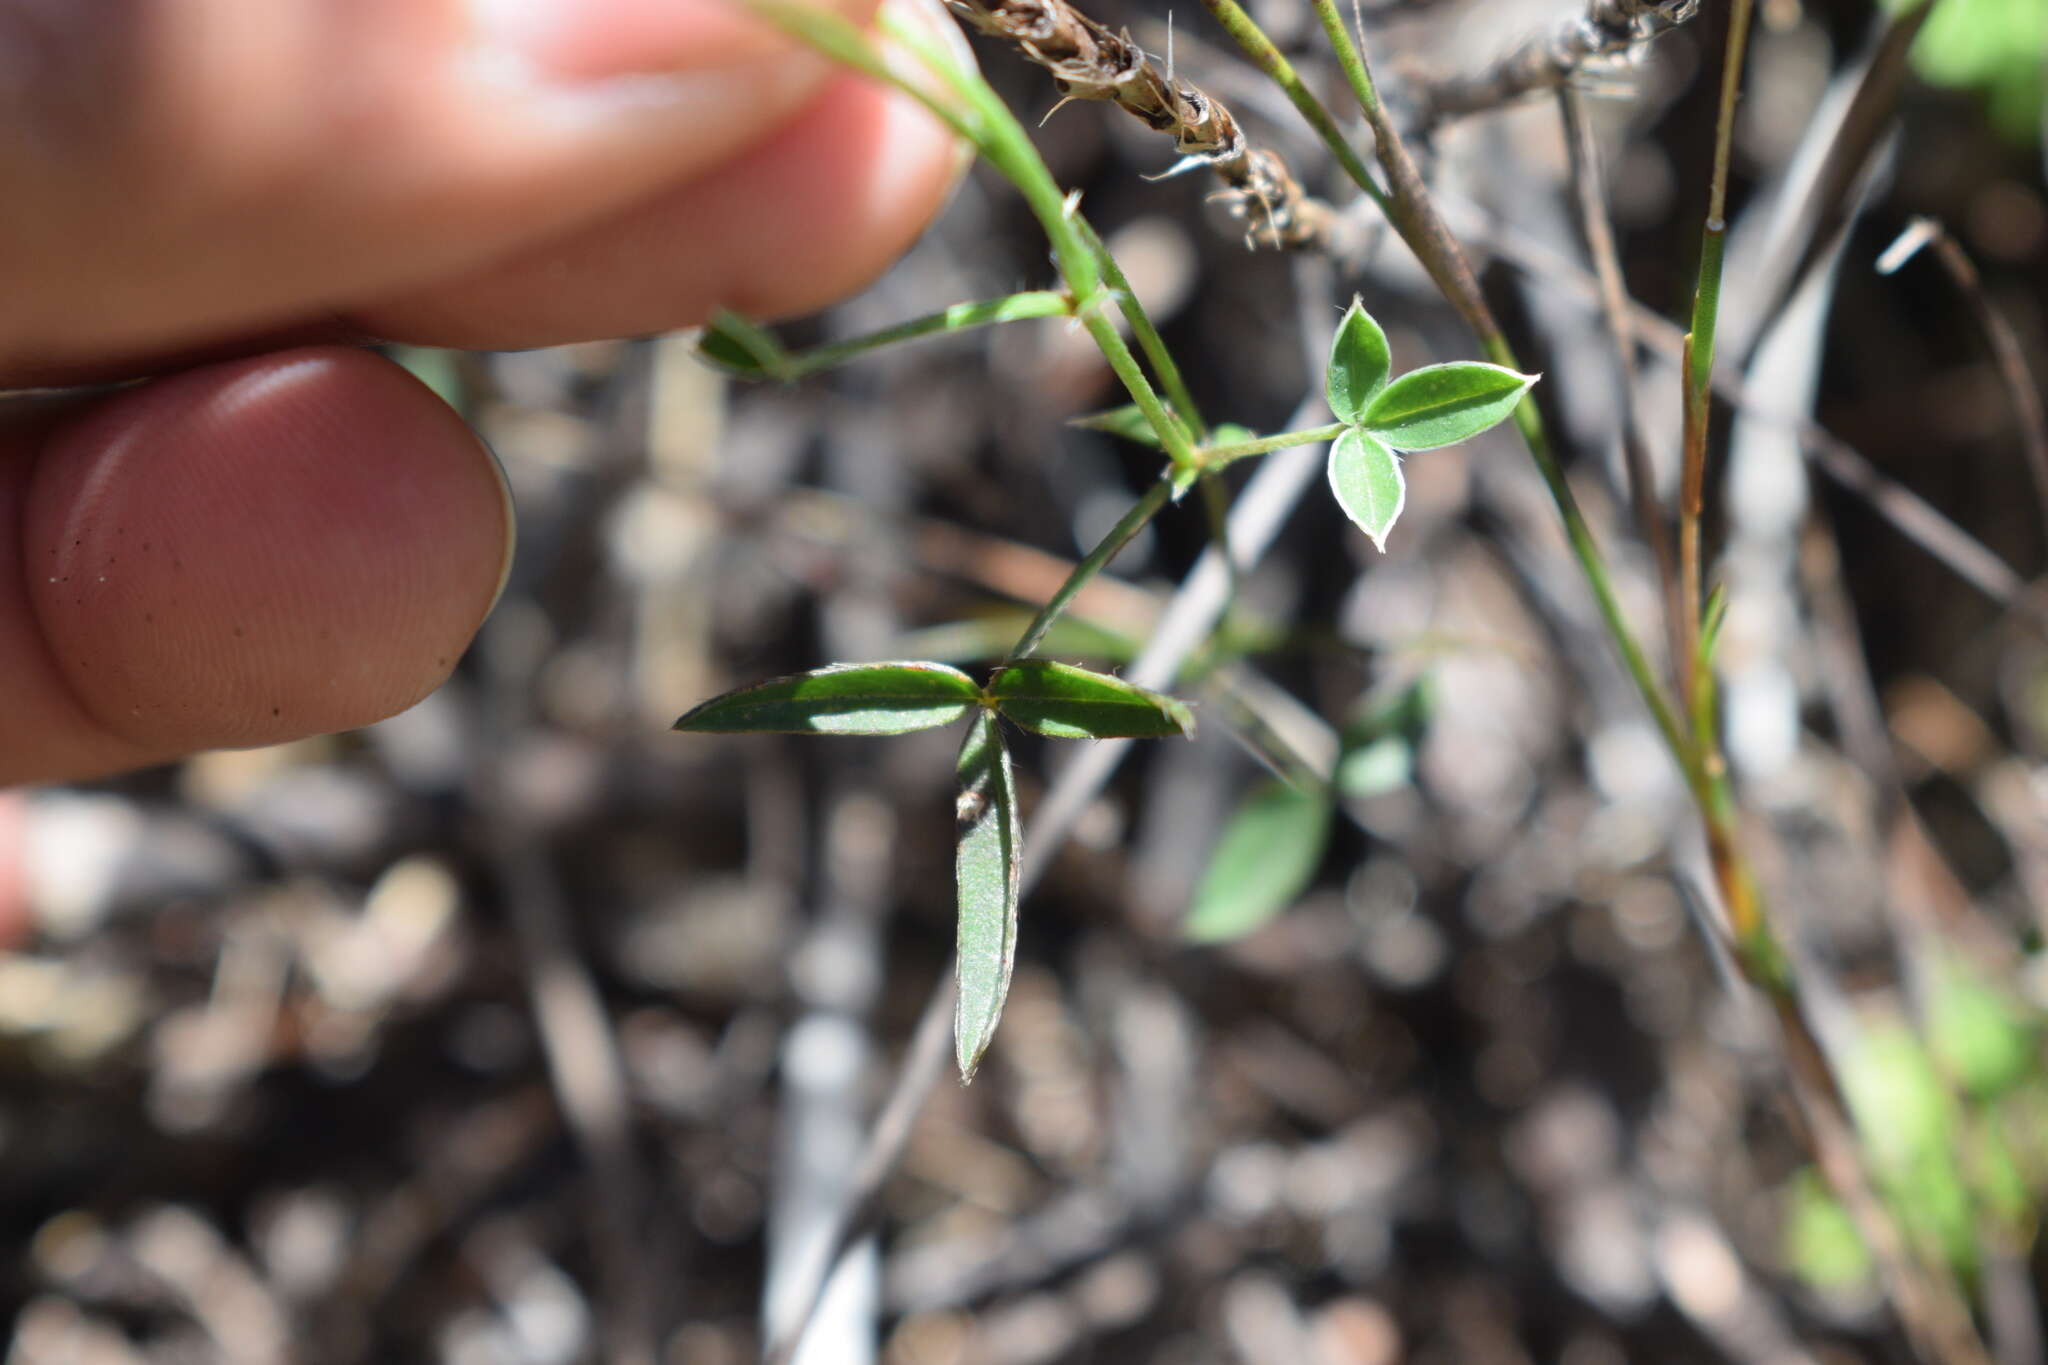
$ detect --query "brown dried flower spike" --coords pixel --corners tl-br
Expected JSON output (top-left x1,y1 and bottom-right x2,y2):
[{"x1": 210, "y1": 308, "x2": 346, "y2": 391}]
[{"x1": 946, "y1": 0, "x2": 1333, "y2": 250}]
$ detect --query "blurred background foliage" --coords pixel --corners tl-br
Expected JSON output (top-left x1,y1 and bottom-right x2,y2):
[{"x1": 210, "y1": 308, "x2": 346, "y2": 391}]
[{"x1": 1896, "y1": 0, "x2": 2044, "y2": 141}]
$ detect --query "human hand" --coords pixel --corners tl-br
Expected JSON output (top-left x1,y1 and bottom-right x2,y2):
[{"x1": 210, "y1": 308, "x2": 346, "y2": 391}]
[{"x1": 0, "y1": 0, "x2": 966, "y2": 784}]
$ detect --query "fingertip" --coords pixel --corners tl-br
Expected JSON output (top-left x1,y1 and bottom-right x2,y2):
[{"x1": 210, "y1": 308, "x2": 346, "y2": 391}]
[
  {"x1": 9, "y1": 348, "x2": 511, "y2": 780},
  {"x1": 469, "y1": 0, "x2": 884, "y2": 81}
]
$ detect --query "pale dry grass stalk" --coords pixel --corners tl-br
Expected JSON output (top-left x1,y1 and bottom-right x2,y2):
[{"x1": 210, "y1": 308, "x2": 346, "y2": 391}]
[{"x1": 1412, "y1": 0, "x2": 1699, "y2": 130}]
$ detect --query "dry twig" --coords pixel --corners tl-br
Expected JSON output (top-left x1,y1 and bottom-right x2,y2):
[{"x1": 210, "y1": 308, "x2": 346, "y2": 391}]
[
  {"x1": 1878, "y1": 218, "x2": 2048, "y2": 559},
  {"x1": 1414, "y1": 0, "x2": 1698, "y2": 130}
]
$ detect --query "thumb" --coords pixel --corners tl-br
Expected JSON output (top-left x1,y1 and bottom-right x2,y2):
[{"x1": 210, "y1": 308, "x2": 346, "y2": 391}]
[{"x1": 0, "y1": 349, "x2": 513, "y2": 784}]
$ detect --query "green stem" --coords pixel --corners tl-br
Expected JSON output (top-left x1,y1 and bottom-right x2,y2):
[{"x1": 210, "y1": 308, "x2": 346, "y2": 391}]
[
  {"x1": 1076, "y1": 218, "x2": 1206, "y2": 439},
  {"x1": 1307, "y1": 0, "x2": 1386, "y2": 123},
  {"x1": 1198, "y1": 0, "x2": 1390, "y2": 211},
  {"x1": 1677, "y1": 0, "x2": 1755, "y2": 943},
  {"x1": 1678, "y1": 0, "x2": 1750, "y2": 699},
  {"x1": 1686, "y1": 219, "x2": 1731, "y2": 417},
  {"x1": 1199, "y1": 422, "x2": 1351, "y2": 468},
  {"x1": 705, "y1": 292, "x2": 1074, "y2": 381},
  {"x1": 1487, "y1": 335, "x2": 1696, "y2": 776},
  {"x1": 1008, "y1": 477, "x2": 1176, "y2": 661},
  {"x1": 787, "y1": 292, "x2": 1074, "y2": 379}
]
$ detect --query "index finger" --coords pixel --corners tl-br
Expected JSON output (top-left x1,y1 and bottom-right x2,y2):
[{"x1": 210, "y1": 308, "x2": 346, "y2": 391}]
[{"x1": 0, "y1": 0, "x2": 874, "y2": 376}]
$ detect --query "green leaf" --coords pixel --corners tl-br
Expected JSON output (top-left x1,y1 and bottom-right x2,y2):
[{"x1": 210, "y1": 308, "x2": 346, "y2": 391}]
[
  {"x1": 986, "y1": 660, "x2": 1195, "y2": 739},
  {"x1": 1784, "y1": 1168, "x2": 1874, "y2": 1291},
  {"x1": 1327, "y1": 427, "x2": 1405, "y2": 552},
  {"x1": 1359, "y1": 362, "x2": 1536, "y2": 451},
  {"x1": 1698, "y1": 583, "x2": 1731, "y2": 666},
  {"x1": 1340, "y1": 677, "x2": 1434, "y2": 750},
  {"x1": 695, "y1": 309, "x2": 791, "y2": 380},
  {"x1": 1927, "y1": 958, "x2": 2038, "y2": 1100},
  {"x1": 1325, "y1": 296, "x2": 1392, "y2": 425},
  {"x1": 1335, "y1": 678, "x2": 1432, "y2": 799},
  {"x1": 1336, "y1": 738, "x2": 1412, "y2": 800},
  {"x1": 1843, "y1": 1023, "x2": 1954, "y2": 1172},
  {"x1": 955, "y1": 711, "x2": 1021, "y2": 1081},
  {"x1": 1069, "y1": 404, "x2": 1165, "y2": 448},
  {"x1": 1974, "y1": 1117, "x2": 2031, "y2": 1227},
  {"x1": 1184, "y1": 780, "x2": 1333, "y2": 943},
  {"x1": 673, "y1": 661, "x2": 982, "y2": 735},
  {"x1": 1906, "y1": 0, "x2": 2046, "y2": 144}
]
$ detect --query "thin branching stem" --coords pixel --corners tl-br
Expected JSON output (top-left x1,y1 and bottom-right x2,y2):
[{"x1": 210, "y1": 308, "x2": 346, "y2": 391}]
[
  {"x1": 1674, "y1": 0, "x2": 1754, "y2": 958},
  {"x1": 1075, "y1": 217, "x2": 1207, "y2": 438},
  {"x1": 801, "y1": 292, "x2": 1072, "y2": 377},
  {"x1": 1201, "y1": 421, "x2": 1351, "y2": 467},
  {"x1": 1008, "y1": 477, "x2": 1176, "y2": 661},
  {"x1": 707, "y1": 292, "x2": 1073, "y2": 381}
]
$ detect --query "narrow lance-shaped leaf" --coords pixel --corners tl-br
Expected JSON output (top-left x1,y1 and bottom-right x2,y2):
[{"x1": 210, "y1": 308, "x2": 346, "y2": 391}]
[
  {"x1": 1325, "y1": 296, "x2": 1392, "y2": 425},
  {"x1": 674, "y1": 661, "x2": 982, "y2": 735},
  {"x1": 1360, "y1": 362, "x2": 1536, "y2": 451},
  {"x1": 1328, "y1": 427, "x2": 1406, "y2": 552},
  {"x1": 986, "y1": 660, "x2": 1195, "y2": 739},
  {"x1": 1069, "y1": 404, "x2": 1164, "y2": 448},
  {"x1": 954, "y1": 710, "x2": 1021, "y2": 1081},
  {"x1": 695, "y1": 308, "x2": 792, "y2": 380},
  {"x1": 1184, "y1": 779, "x2": 1333, "y2": 944}
]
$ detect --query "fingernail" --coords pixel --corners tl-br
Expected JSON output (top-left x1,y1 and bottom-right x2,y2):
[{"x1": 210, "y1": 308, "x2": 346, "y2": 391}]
[
  {"x1": 468, "y1": 0, "x2": 823, "y2": 82},
  {"x1": 878, "y1": 0, "x2": 979, "y2": 179},
  {"x1": 464, "y1": 0, "x2": 827, "y2": 130},
  {"x1": 474, "y1": 433, "x2": 519, "y2": 616},
  {"x1": 883, "y1": 0, "x2": 978, "y2": 78},
  {"x1": 467, "y1": 0, "x2": 576, "y2": 64}
]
